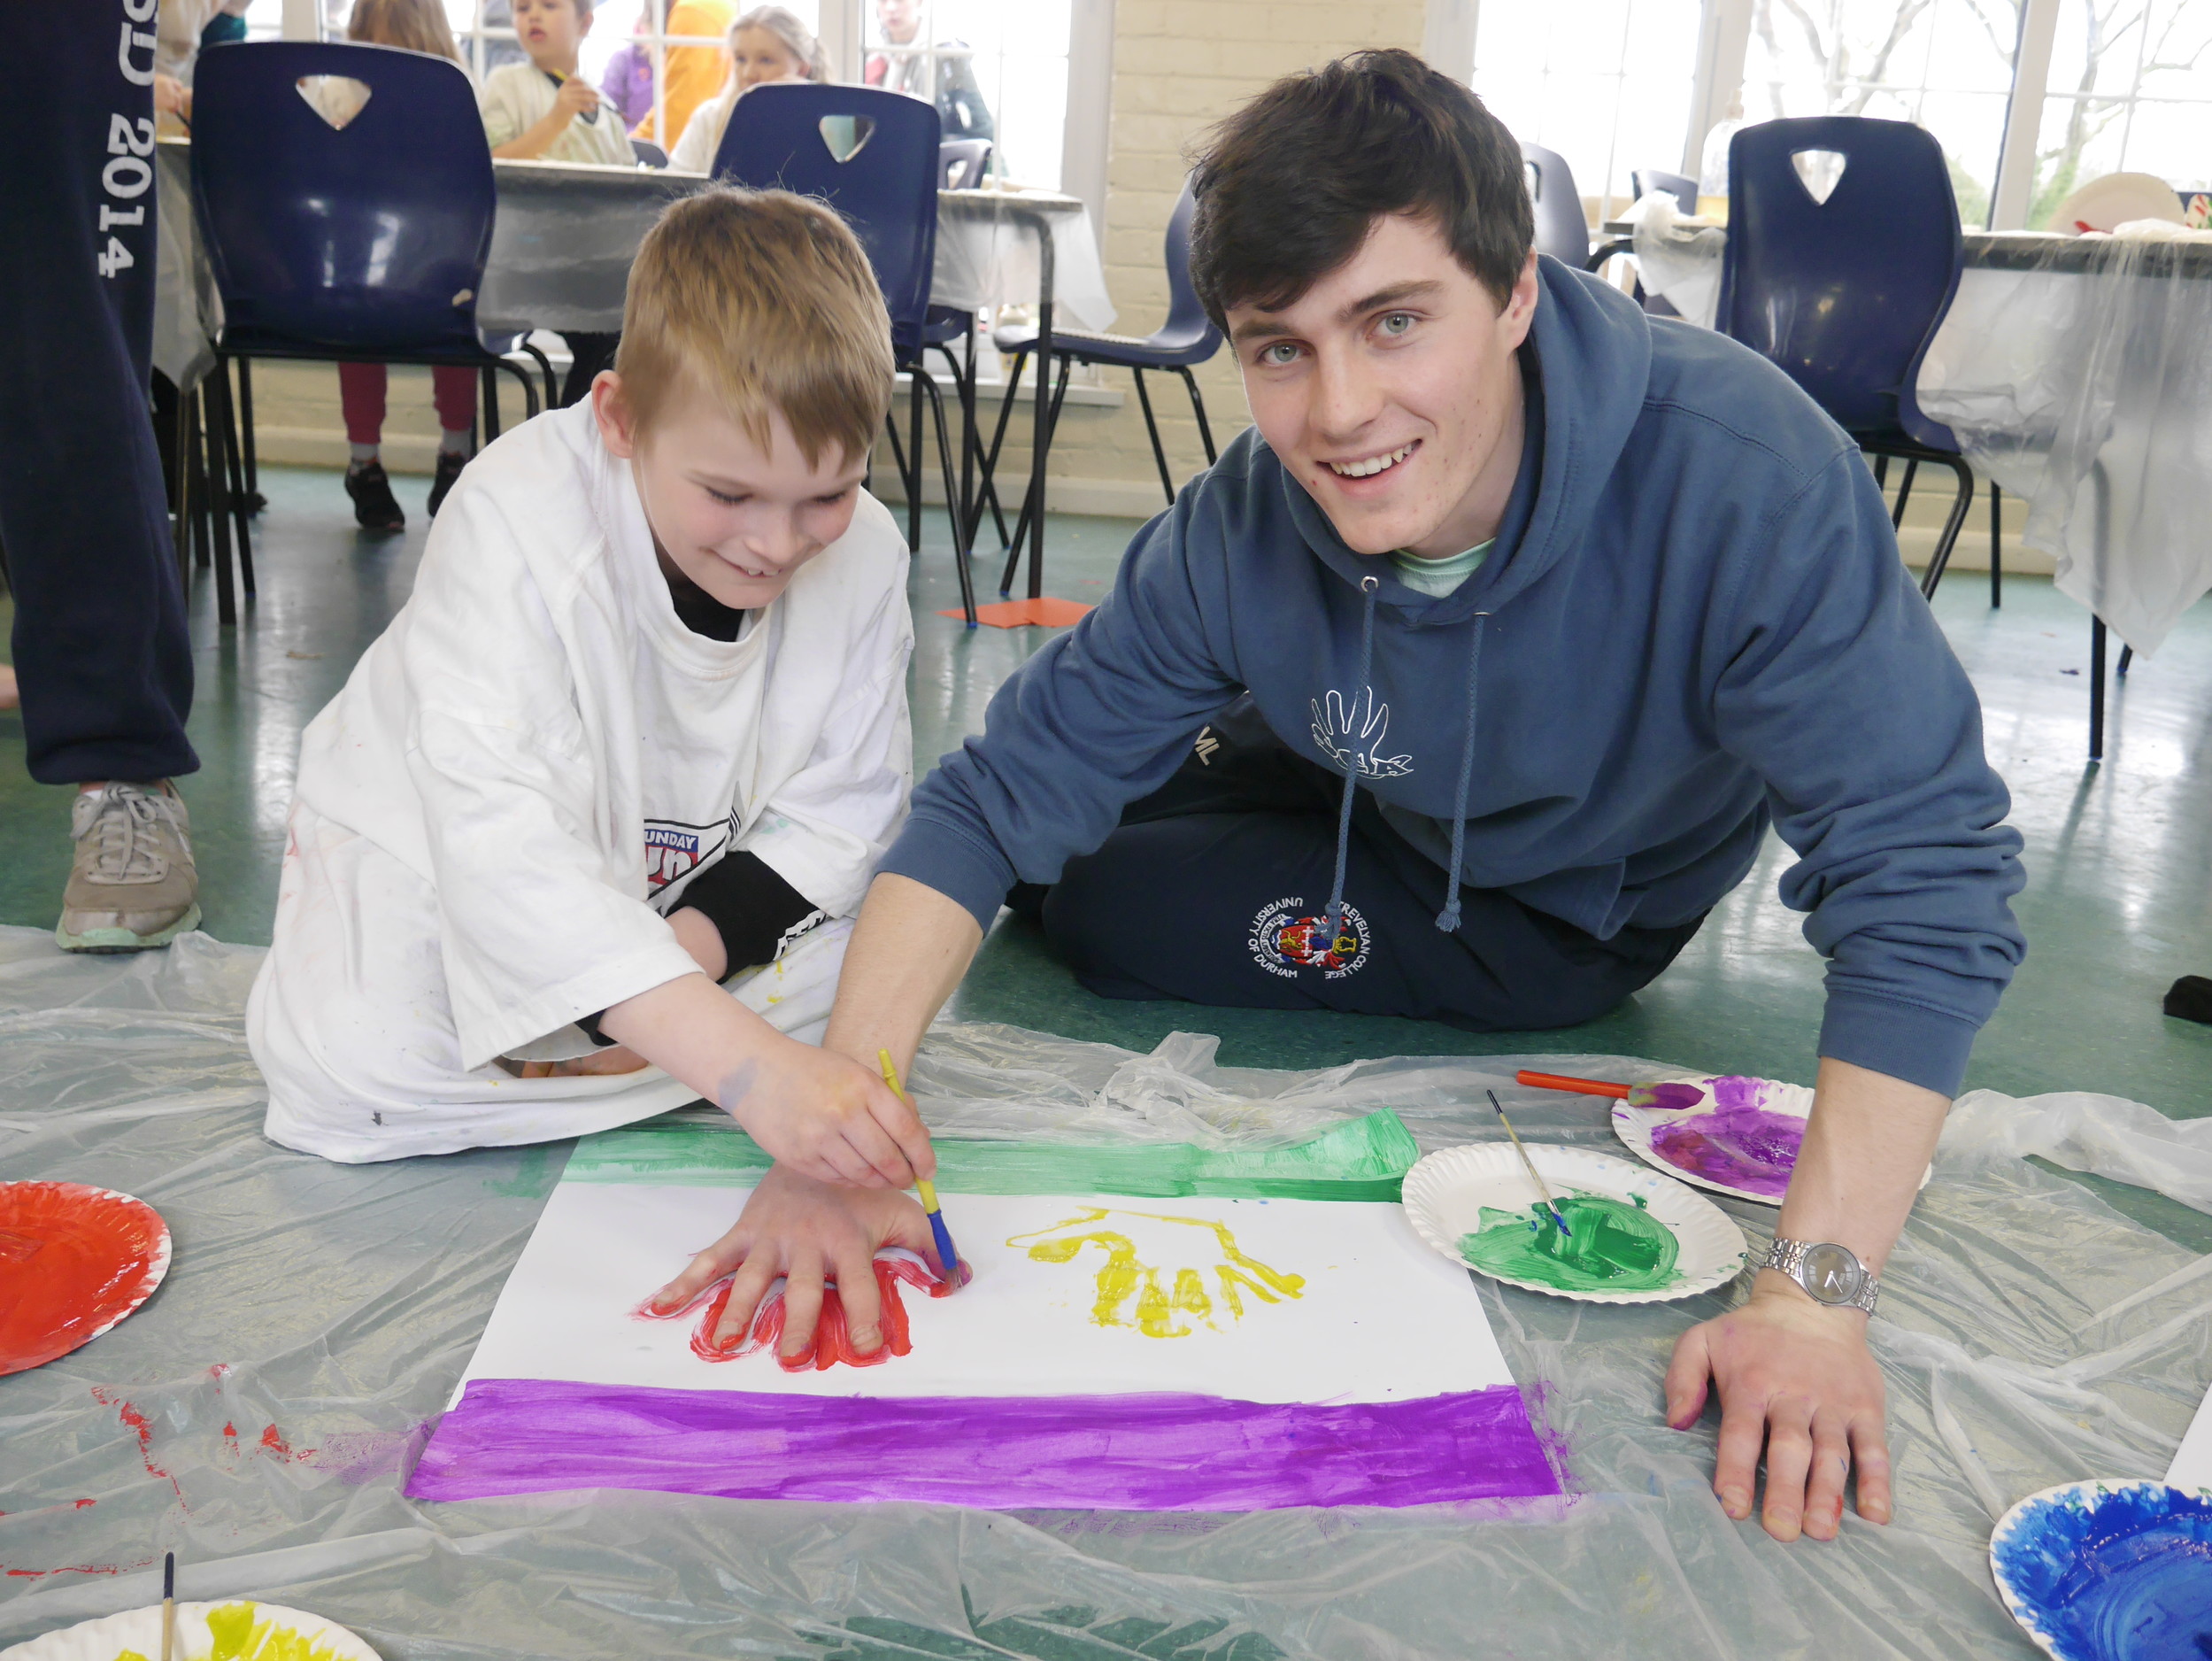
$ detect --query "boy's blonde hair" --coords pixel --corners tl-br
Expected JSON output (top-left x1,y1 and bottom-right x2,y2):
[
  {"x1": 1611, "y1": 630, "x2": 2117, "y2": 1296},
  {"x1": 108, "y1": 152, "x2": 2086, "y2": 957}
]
[
  {"x1": 614, "y1": 189, "x2": 894, "y2": 467},
  {"x1": 347, "y1": 0, "x2": 462, "y2": 60}
]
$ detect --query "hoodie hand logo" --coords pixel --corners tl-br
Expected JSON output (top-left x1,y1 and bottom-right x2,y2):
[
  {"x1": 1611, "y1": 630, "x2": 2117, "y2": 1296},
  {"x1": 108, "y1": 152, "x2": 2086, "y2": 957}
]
[{"x1": 1311, "y1": 688, "x2": 1414, "y2": 779}]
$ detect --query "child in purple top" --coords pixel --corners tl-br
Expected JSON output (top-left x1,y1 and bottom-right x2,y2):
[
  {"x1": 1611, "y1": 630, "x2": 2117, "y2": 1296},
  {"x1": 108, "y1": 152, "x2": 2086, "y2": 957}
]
[{"x1": 601, "y1": 23, "x2": 654, "y2": 130}]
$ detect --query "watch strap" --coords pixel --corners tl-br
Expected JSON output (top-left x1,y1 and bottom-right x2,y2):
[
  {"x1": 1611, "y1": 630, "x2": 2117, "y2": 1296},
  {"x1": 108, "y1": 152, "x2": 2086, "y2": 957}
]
[{"x1": 1763, "y1": 1236, "x2": 1879, "y2": 1315}]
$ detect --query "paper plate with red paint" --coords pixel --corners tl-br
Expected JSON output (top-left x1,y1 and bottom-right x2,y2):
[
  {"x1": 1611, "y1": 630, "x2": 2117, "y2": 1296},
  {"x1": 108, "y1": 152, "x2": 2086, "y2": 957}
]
[{"x1": 0, "y1": 1181, "x2": 171, "y2": 1376}]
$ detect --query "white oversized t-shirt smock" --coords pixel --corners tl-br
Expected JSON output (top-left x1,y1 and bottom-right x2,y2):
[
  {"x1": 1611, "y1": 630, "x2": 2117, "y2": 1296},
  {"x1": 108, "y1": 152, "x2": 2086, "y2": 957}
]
[{"x1": 247, "y1": 401, "x2": 913, "y2": 1162}]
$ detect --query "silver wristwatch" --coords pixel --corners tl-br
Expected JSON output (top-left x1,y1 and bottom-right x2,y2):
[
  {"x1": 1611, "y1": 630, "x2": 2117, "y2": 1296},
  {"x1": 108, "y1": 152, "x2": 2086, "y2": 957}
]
[{"x1": 1762, "y1": 1237, "x2": 1879, "y2": 1315}]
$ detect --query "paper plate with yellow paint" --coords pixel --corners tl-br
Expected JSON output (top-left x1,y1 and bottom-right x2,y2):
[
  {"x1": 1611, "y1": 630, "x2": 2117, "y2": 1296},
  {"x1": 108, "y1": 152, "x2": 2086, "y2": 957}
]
[
  {"x1": 0, "y1": 1599, "x2": 377, "y2": 1661},
  {"x1": 1400, "y1": 1143, "x2": 1746, "y2": 1304}
]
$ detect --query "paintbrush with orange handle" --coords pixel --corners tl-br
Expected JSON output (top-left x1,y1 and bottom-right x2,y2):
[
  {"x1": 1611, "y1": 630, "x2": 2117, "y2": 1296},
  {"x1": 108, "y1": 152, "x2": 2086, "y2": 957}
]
[{"x1": 1515, "y1": 1070, "x2": 1707, "y2": 1110}]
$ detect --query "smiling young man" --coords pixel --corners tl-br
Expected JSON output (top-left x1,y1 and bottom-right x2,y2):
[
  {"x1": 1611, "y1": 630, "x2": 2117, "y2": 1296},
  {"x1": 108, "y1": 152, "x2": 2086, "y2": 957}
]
[
  {"x1": 247, "y1": 192, "x2": 940, "y2": 1272},
  {"x1": 659, "y1": 50, "x2": 2031, "y2": 1536}
]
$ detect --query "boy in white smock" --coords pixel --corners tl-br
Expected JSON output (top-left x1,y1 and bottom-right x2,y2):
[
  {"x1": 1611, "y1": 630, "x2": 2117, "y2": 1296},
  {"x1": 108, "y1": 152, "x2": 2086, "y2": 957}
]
[
  {"x1": 249, "y1": 190, "x2": 938, "y2": 1216},
  {"x1": 479, "y1": 0, "x2": 635, "y2": 166}
]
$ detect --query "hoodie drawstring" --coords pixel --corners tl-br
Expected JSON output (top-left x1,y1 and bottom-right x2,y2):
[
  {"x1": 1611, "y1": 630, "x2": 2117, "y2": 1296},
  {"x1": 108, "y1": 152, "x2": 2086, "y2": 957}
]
[
  {"x1": 1436, "y1": 615, "x2": 1489, "y2": 933},
  {"x1": 1319, "y1": 590, "x2": 1489, "y2": 952},
  {"x1": 1319, "y1": 578, "x2": 1379, "y2": 954}
]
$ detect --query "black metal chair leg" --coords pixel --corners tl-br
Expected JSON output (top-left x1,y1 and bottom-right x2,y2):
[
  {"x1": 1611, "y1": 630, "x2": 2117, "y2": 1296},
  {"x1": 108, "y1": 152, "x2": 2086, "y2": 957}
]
[
  {"x1": 1132, "y1": 369, "x2": 1175, "y2": 505},
  {"x1": 1872, "y1": 454, "x2": 1888, "y2": 489},
  {"x1": 1916, "y1": 456, "x2": 1975, "y2": 601},
  {"x1": 482, "y1": 366, "x2": 502, "y2": 442},
  {"x1": 187, "y1": 388, "x2": 212, "y2": 574},
  {"x1": 2117, "y1": 643, "x2": 2133, "y2": 677},
  {"x1": 505, "y1": 358, "x2": 540, "y2": 420},
  {"x1": 172, "y1": 382, "x2": 197, "y2": 576},
  {"x1": 906, "y1": 367, "x2": 925, "y2": 552},
  {"x1": 882, "y1": 408, "x2": 911, "y2": 496},
  {"x1": 236, "y1": 357, "x2": 263, "y2": 511},
  {"x1": 1176, "y1": 366, "x2": 1217, "y2": 464},
  {"x1": 2089, "y1": 616, "x2": 2107, "y2": 762},
  {"x1": 1890, "y1": 458, "x2": 1918, "y2": 532},
  {"x1": 204, "y1": 372, "x2": 238, "y2": 627},
  {"x1": 1989, "y1": 483, "x2": 2001, "y2": 608},
  {"x1": 997, "y1": 353, "x2": 1073, "y2": 599},
  {"x1": 917, "y1": 371, "x2": 976, "y2": 627},
  {"x1": 970, "y1": 349, "x2": 1028, "y2": 558},
  {"x1": 519, "y1": 341, "x2": 559, "y2": 410},
  {"x1": 212, "y1": 362, "x2": 255, "y2": 597}
]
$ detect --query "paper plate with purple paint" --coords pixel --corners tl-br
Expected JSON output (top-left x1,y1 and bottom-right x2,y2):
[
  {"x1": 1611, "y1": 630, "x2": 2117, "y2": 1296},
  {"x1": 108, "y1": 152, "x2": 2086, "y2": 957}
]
[
  {"x1": 1400, "y1": 1144, "x2": 1746, "y2": 1304},
  {"x1": 1608, "y1": 1073, "x2": 1816, "y2": 1205},
  {"x1": 1989, "y1": 1479, "x2": 2212, "y2": 1661}
]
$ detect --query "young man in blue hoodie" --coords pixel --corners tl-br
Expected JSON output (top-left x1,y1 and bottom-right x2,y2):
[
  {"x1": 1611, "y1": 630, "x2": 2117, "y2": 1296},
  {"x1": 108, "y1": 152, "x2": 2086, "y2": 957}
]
[{"x1": 658, "y1": 50, "x2": 2026, "y2": 1544}]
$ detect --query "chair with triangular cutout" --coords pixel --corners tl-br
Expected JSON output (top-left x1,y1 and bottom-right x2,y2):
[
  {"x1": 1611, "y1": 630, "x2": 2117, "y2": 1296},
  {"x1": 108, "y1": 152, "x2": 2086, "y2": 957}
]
[
  {"x1": 710, "y1": 81, "x2": 978, "y2": 624},
  {"x1": 189, "y1": 42, "x2": 550, "y2": 622},
  {"x1": 1716, "y1": 116, "x2": 1977, "y2": 602}
]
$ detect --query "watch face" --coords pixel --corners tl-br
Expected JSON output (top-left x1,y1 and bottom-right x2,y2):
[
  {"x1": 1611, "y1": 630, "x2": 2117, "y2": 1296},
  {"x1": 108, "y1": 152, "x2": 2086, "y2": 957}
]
[{"x1": 1800, "y1": 1242, "x2": 1865, "y2": 1304}]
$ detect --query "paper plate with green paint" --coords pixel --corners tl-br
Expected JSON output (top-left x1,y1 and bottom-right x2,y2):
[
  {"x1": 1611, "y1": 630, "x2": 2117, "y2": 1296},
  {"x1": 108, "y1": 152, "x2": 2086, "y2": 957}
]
[
  {"x1": 0, "y1": 1599, "x2": 378, "y2": 1661},
  {"x1": 1399, "y1": 1145, "x2": 1746, "y2": 1304}
]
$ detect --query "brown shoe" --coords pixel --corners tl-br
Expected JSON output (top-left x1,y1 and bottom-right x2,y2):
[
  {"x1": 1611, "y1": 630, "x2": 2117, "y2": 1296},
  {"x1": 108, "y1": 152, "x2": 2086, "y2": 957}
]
[{"x1": 56, "y1": 782, "x2": 203, "y2": 952}]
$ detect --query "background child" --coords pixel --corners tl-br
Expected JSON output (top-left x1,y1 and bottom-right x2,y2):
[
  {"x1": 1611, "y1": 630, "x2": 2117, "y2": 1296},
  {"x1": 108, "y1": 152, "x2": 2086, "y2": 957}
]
[
  {"x1": 668, "y1": 5, "x2": 827, "y2": 174},
  {"x1": 248, "y1": 189, "x2": 929, "y2": 1196},
  {"x1": 479, "y1": 0, "x2": 634, "y2": 166},
  {"x1": 332, "y1": 0, "x2": 480, "y2": 531},
  {"x1": 626, "y1": 0, "x2": 734, "y2": 151}
]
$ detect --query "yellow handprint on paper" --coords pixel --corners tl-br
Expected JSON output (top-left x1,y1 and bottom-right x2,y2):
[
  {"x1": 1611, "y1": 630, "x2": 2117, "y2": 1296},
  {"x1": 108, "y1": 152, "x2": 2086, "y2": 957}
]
[{"x1": 1006, "y1": 1208, "x2": 1306, "y2": 1339}]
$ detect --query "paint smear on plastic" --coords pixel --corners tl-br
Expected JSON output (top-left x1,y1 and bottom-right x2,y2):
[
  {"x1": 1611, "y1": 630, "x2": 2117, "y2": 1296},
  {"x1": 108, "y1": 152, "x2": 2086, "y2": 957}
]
[
  {"x1": 1006, "y1": 1207, "x2": 1305, "y2": 1338},
  {"x1": 0, "y1": 1181, "x2": 168, "y2": 1375},
  {"x1": 406, "y1": 1378, "x2": 1563, "y2": 1510},
  {"x1": 1992, "y1": 1484, "x2": 2212, "y2": 1661},
  {"x1": 1647, "y1": 1076, "x2": 1805, "y2": 1199},
  {"x1": 566, "y1": 1109, "x2": 1421, "y2": 1201},
  {"x1": 1458, "y1": 1190, "x2": 1683, "y2": 1293},
  {"x1": 641, "y1": 1254, "x2": 952, "y2": 1371}
]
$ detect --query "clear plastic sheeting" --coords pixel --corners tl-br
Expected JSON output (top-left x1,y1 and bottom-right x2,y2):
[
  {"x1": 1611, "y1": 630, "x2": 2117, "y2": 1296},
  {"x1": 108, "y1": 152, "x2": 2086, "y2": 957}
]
[
  {"x1": 1916, "y1": 228, "x2": 2212, "y2": 657},
  {"x1": 3, "y1": 922, "x2": 2207, "y2": 1660}
]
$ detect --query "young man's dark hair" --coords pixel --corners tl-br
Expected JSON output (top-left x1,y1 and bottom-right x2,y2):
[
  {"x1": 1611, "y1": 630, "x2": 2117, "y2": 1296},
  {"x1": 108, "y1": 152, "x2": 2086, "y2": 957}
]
[{"x1": 1188, "y1": 47, "x2": 1534, "y2": 324}]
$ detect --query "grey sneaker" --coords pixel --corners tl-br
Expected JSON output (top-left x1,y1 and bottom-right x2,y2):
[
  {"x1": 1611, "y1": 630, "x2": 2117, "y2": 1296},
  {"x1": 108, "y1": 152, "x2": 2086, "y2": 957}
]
[{"x1": 56, "y1": 782, "x2": 203, "y2": 953}]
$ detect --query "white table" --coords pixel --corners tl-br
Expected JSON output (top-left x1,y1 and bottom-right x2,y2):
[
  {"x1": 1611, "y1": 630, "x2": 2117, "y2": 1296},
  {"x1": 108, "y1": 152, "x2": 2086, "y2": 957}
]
[{"x1": 1610, "y1": 216, "x2": 2212, "y2": 755}]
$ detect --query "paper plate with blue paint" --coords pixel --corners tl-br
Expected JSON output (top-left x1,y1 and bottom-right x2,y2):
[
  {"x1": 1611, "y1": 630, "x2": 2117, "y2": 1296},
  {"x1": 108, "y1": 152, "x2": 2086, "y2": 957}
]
[{"x1": 1989, "y1": 1479, "x2": 2212, "y2": 1661}]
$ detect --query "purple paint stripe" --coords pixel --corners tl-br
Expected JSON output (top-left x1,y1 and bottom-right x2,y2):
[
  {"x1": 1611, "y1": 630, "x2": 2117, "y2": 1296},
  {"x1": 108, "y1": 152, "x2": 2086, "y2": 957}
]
[{"x1": 406, "y1": 1380, "x2": 1561, "y2": 1510}]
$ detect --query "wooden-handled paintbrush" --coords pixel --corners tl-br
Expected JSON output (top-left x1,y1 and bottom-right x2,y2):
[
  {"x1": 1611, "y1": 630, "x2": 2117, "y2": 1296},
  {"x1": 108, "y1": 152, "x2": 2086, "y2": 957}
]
[{"x1": 1487, "y1": 1089, "x2": 1571, "y2": 1238}]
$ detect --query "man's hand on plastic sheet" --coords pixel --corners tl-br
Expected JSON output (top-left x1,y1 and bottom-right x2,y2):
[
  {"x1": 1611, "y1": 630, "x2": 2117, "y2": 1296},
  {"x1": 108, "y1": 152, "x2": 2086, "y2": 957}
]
[
  {"x1": 1660, "y1": 1055, "x2": 1947, "y2": 1544},
  {"x1": 645, "y1": 1163, "x2": 943, "y2": 1361},
  {"x1": 1664, "y1": 1279, "x2": 1889, "y2": 1542}
]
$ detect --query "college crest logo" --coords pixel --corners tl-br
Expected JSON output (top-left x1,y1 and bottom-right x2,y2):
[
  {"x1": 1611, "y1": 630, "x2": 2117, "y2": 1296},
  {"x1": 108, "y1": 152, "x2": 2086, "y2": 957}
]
[{"x1": 1248, "y1": 895, "x2": 1370, "y2": 980}]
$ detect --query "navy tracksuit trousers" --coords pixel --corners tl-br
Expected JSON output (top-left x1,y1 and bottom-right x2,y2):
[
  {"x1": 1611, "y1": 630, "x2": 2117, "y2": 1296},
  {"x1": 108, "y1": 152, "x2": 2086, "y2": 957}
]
[
  {"x1": 1013, "y1": 697, "x2": 1706, "y2": 1030},
  {"x1": 0, "y1": 0, "x2": 197, "y2": 785}
]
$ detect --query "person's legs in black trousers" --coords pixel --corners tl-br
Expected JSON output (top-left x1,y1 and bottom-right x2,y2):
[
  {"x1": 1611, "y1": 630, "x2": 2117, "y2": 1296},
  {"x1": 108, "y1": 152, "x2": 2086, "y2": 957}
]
[
  {"x1": 559, "y1": 332, "x2": 621, "y2": 406},
  {"x1": 0, "y1": 0, "x2": 204, "y2": 951},
  {"x1": 1016, "y1": 698, "x2": 1703, "y2": 1028}
]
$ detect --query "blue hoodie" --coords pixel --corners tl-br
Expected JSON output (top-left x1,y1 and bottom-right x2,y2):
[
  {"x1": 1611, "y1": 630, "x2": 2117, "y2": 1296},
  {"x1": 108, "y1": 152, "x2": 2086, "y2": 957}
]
[{"x1": 883, "y1": 259, "x2": 2026, "y2": 1096}]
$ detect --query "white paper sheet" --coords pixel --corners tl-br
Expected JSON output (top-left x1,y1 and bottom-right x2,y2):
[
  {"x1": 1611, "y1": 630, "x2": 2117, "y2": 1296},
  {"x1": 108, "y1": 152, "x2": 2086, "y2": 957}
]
[
  {"x1": 457, "y1": 1182, "x2": 1516, "y2": 1407},
  {"x1": 2166, "y1": 1377, "x2": 2212, "y2": 1493}
]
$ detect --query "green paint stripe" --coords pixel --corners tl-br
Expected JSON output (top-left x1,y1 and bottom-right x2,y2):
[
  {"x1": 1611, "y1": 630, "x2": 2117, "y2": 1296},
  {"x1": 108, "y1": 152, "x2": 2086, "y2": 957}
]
[{"x1": 564, "y1": 1109, "x2": 1419, "y2": 1201}]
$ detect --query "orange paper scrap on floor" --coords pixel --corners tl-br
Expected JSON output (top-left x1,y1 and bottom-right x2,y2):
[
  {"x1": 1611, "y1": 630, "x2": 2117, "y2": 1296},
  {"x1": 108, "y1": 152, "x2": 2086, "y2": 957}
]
[{"x1": 942, "y1": 598, "x2": 1096, "y2": 629}]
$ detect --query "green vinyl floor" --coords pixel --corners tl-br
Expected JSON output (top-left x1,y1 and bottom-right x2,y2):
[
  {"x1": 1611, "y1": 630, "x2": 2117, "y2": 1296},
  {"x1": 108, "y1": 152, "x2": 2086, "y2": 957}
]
[{"x1": 4, "y1": 461, "x2": 2208, "y2": 1162}]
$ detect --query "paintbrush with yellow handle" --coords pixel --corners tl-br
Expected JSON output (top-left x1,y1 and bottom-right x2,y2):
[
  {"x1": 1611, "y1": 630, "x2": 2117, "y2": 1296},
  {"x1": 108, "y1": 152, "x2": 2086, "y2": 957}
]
[{"x1": 878, "y1": 1049, "x2": 967, "y2": 1288}]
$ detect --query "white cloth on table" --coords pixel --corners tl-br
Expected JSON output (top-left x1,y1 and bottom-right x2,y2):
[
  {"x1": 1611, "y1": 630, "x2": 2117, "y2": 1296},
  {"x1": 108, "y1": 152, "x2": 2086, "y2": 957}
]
[
  {"x1": 932, "y1": 193, "x2": 1116, "y2": 334},
  {"x1": 1917, "y1": 225, "x2": 2212, "y2": 655},
  {"x1": 247, "y1": 401, "x2": 914, "y2": 1163},
  {"x1": 1622, "y1": 192, "x2": 1723, "y2": 330}
]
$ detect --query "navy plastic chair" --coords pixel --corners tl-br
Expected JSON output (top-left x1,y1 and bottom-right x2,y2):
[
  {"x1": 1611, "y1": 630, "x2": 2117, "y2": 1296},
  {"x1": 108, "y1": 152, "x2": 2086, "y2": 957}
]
[
  {"x1": 939, "y1": 138, "x2": 990, "y2": 190},
  {"x1": 1717, "y1": 116, "x2": 1975, "y2": 602},
  {"x1": 1632, "y1": 167, "x2": 1698, "y2": 212},
  {"x1": 712, "y1": 82, "x2": 977, "y2": 624},
  {"x1": 190, "y1": 42, "x2": 545, "y2": 619},
  {"x1": 976, "y1": 179, "x2": 1222, "y2": 580},
  {"x1": 1522, "y1": 143, "x2": 1592, "y2": 267},
  {"x1": 629, "y1": 138, "x2": 668, "y2": 168}
]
